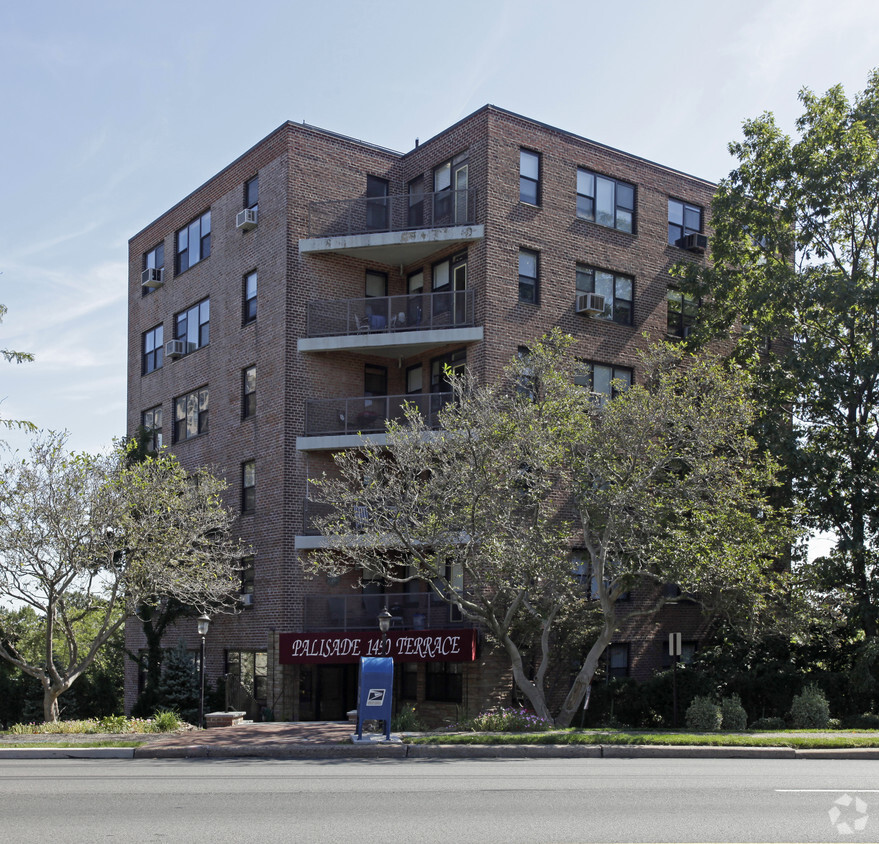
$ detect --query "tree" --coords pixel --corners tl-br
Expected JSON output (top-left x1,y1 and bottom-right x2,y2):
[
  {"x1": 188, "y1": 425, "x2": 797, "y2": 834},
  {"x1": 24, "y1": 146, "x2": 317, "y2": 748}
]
[
  {"x1": 155, "y1": 640, "x2": 199, "y2": 723},
  {"x1": 678, "y1": 70, "x2": 879, "y2": 641},
  {"x1": 0, "y1": 302, "x2": 35, "y2": 433},
  {"x1": 309, "y1": 333, "x2": 789, "y2": 726},
  {"x1": 0, "y1": 431, "x2": 244, "y2": 722}
]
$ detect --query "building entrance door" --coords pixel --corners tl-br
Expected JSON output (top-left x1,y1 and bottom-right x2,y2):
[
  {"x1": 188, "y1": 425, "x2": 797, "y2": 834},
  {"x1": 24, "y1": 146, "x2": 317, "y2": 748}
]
[{"x1": 315, "y1": 664, "x2": 357, "y2": 721}]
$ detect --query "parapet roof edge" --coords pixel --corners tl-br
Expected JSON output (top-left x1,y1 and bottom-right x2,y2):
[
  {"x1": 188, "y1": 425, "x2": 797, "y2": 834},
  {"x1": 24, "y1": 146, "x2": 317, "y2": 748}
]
[
  {"x1": 130, "y1": 121, "x2": 404, "y2": 243},
  {"x1": 131, "y1": 105, "x2": 715, "y2": 243}
]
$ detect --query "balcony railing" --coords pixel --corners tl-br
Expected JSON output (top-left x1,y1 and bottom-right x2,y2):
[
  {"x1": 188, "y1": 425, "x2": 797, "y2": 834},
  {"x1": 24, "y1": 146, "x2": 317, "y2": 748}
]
[
  {"x1": 304, "y1": 392, "x2": 450, "y2": 437},
  {"x1": 303, "y1": 591, "x2": 470, "y2": 632},
  {"x1": 307, "y1": 290, "x2": 474, "y2": 338},
  {"x1": 306, "y1": 188, "x2": 478, "y2": 238}
]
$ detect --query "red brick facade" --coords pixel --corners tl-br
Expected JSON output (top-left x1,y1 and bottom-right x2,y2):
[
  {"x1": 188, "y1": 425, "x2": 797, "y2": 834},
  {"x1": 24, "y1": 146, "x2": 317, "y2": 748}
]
[{"x1": 125, "y1": 106, "x2": 715, "y2": 722}]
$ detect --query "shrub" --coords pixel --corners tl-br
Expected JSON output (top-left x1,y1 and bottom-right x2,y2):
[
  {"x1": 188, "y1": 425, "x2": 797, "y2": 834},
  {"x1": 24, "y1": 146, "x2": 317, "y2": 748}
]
[
  {"x1": 789, "y1": 684, "x2": 830, "y2": 729},
  {"x1": 151, "y1": 710, "x2": 183, "y2": 733},
  {"x1": 98, "y1": 714, "x2": 129, "y2": 733},
  {"x1": 749, "y1": 716, "x2": 786, "y2": 731},
  {"x1": 458, "y1": 707, "x2": 553, "y2": 732},
  {"x1": 685, "y1": 696, "x2": 722, "y2": 731},
  {"x1": 721, "y1": 694, "x2": 748, "y2": 731},
  {"x1": 391, "y1": 703, "x2": 425, "y2": 732},
  {"x1": 845, "y1": 712, "x2": 879, "y2": 730}
]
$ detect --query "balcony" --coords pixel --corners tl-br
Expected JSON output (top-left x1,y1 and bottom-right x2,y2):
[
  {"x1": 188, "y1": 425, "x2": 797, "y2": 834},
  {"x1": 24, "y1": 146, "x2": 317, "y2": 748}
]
[
  {"x1": 298, "y1": 392, "x2": 449, "y2": 451},
  {"x1": 300, "y1": 189, "x2": 484, "y2": 264},
  {"x1": 299, "y1": 290, "x2": 482, "y2": 355},
  {"x1": 303, "y1": 591, "x2": 470, "y2": 632}
]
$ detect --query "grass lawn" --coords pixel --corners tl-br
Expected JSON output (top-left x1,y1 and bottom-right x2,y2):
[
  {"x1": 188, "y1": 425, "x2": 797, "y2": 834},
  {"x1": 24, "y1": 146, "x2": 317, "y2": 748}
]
[
  {"x1": 405, "y1": 729, "x2": 879, "y2": 749},
  {"x1": 0, "y1": 740, "x2": 145, "y2": 748}
]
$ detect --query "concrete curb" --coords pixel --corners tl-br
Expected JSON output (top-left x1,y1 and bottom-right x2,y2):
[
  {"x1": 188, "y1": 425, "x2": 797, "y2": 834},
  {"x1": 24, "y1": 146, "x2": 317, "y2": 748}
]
[
  {"x1": 6, "y1": 742, "x2": 879, "y2": 762},
  {"x1": 0, "y1": 748, "x2": 136, "y2": 759}
]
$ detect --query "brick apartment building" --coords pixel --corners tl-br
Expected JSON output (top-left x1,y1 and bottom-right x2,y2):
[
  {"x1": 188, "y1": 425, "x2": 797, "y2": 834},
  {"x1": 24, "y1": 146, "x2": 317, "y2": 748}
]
[{"x1": 125, "y1": 105, "x2": 714, "y2": 722}]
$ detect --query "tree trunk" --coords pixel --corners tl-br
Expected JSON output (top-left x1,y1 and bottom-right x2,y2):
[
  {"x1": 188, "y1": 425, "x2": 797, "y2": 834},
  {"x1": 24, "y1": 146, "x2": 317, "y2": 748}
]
[
  {"x1": 498, "y1": 632, "x2": 553, "y2": 722},
  {"x1": 42, "y1": 685, "x2": 61, "y2": 723},
  {"x1": 554, "y1": 623, "x2": 615, "y2": 728}
]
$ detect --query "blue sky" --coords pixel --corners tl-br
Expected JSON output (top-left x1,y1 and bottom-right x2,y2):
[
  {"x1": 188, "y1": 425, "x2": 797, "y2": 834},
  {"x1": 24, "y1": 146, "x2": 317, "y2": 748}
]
[{"x1": 1, "y1": 0, "x2": 878, "y2": 471}]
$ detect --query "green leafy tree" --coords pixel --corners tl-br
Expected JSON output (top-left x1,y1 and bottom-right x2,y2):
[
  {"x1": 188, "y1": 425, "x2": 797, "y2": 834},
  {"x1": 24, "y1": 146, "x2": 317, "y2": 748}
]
[
  {"x1": 678, "y1": 70, "x2": 879, "y2": 641},
  {"x1": 0, "y1": 431, "x2": 244, "y2": 722},
  {"x1": 309, "y1": 334, "x2": 790, "y2": 726},
  {"x1": 155, "y1": 640, "x2": 199, "y2": 724}
]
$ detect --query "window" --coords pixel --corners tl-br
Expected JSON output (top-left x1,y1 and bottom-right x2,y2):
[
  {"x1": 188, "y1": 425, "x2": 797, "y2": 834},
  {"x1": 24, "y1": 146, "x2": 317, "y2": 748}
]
[
  {"x1": 174, "y1": 387, "x2": 209, "y2": 441},
  {"x1": 401, "y1": 662, "x2": 418, "y2": 701},
  {"x1": 243, "y1": 366, "x2": 256, "y2": 419},
  {"x1": 518, "y1": 249, "x2": 539, "y2": 304},
  {"x1": 575, "y1": 362, "x2": 632, "y2": 399},
  {"x1": 668, "y1": 199, "x2": 702, "y2": 247},
  {"x1": 243, "y1": 271, "x2": 257, "y2": 324},
  {"x1": 142, "y1": 325, "x2": 163, "y2": 375},
  {"x1": 364, "y1": 364, "x2": 387, "y2": 397},
  {"x1": 519, "y1": 149, "x2": 540, "y2": 204},
  {"x1": 175, "y1": 298, "x2": 210, "y2": 353},
  {"x1": 434, "y1": 152, "x2": 469, "y2": 224},
  {"x1": 667, "y1": 289, "x2": 699, "y2": 338},
  {"x1": 245, "y1": 176, "x2": 258, "y2": 212},
  {"x1": 141, "y1": 406, "x2": 163, "y2": 451},
  {"x1": 242, "y1": 460, "x2": 255, "y2": 513},
  {"x1": 571, "y1": 551, "x2": 629, "y2": 601},
  {"x1": 176, "y1": 210, "x2": 211, "y2": 273},
  {"x1": 408, "y1": 177, "x2": 424, "y2": 227},
  {"x1": 366, "y1": 175, "x2": 389, "y2": 231},
  {"x1": 365, "y1": 270, "x2": 387, "y2": 298},
  {"x1": 576, "y1": 170, "x2": 634, "y2": 233},
  {"x1": 431, "y1": 348, "x2": 466, "y2": 393},
  {"x1": 607, "y1": 643, "x2": 629, "y2": 679},
  {"x1": 576, "y1": 265, "x2": 633, "y2": 325},
  {"x1": 426, "y1": 661, "x2": 463, "y2": 703},
  {"x1": 226, "y1": 650, "x2": 267, "y2": 703},
  {"x1": 241, "y1": 556, "x2": 255, "y2": 603},
  {"x1": 432, "y1": 253, "x2": 467, "y2": 324},
  {"x1": 142, "y1": 243, "x2": 164, "y2": 296},
  {"x1": 406, "y1": 364, "x2": 423, "y2": 394}
]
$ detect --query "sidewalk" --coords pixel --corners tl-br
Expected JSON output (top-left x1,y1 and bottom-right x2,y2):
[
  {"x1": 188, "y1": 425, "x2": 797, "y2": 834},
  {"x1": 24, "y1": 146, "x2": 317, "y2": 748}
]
[{"x1": 4, "y1": 722, "x2": 879, "y2": 760}]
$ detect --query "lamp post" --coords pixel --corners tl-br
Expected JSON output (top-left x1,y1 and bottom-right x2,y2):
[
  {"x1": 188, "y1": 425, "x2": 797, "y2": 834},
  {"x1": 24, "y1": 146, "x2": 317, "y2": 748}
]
[
  {"x1": 197, "y1": 613, "x2": 210, "y2": 728},
  {"x1": 378, "y1": 606, "x2": 392, "y2": 656}
]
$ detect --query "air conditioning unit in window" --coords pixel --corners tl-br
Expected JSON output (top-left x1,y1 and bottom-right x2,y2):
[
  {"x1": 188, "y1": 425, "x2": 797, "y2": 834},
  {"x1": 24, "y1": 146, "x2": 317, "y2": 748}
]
[
  {"x1": 682, "y1": 233, "x2": 708, "y2": 253},
  {"x1": 141, "y1": 268, "x2": 164, "y2": 288},
  {"x1": 239, "y1": 593, "x2": 254, "y2": 607},
  {"x1": 164, "y1": 339, "x2": 186, "y2": 359},
  {"x1": 575, "y1": 292, "x2": 606, "y2": 316},
  {"x1": 236, "y1": 208, "x2": 258, "y2": 231}
]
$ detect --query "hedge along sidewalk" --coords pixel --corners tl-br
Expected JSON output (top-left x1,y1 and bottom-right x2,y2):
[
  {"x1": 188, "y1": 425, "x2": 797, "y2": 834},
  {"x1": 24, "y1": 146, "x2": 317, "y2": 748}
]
[{"x1": 404, "y1": 729, "x2": 879, "y2": 750}]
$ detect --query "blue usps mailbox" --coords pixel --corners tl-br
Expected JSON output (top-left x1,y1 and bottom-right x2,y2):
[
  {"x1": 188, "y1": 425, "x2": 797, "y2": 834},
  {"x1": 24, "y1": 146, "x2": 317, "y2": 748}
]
[{"x1": 356, "y1": 656, "x2": 393, "y2": 740}]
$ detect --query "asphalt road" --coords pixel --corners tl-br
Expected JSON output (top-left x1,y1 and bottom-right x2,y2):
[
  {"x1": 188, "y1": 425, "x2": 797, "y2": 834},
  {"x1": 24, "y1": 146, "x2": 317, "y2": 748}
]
[{"x1": 1, "y1": 757, "x2": 878, "y2": 843}]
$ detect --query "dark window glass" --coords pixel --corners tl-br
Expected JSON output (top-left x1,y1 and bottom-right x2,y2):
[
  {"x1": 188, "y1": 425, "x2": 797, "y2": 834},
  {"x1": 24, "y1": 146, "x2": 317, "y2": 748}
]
[
  {"x1": 577, "y1": 170, "x2": 635, "y2": 233},
  {"x1": 141, "y1": 406, "x2": 163, "y2": 451},
  {"x1": 408, "y1": 177, "x2": 424, "y2": 227},
  {"x1": 245, "y1": 176, "x2": 259, "y2": 211},
  {"x1": 518, "y1": 249, "x2": 538, "y2": 304},
  {"x1": 142, "y1": 325, "x2": 163, "y2": 374},
  {"x1": 364, "y1": 364, "x2": 387, "y2": 397},
  {"x1": 242, "y1": 461, "x2": 255, "y2": 513},
  {"x1": 366, "y1": 175, "x2": 389, "y2": 231},
  {"x1": 431, "y1": 348, "x2": 466, "y2": 393},
  {"x1": 433, "y1": 152, "x2": 468, "y2": 224},
  {"x1": 175, "y1": 298, "x2": 210, "y2": 353},
  {"x1": 176, "y1": 211, "x2": 211, "y2": 274},
  {"x1": 142, "y1": 243, "x2": 165, "y2": 297},
  {"x1": 243, "y1": 271, "x2": 257, "y2": 324},
  {"x1": 574, "y1": 362, "x2": 632, "y2": 400},
  {"x1": 666, "y1": 289, "x2": 699, "y2": 337},
  {"x1": 243, "y1": 366, "x2": 256, "y2": 419},
  {"x1": 519, "y1": 149, "x2": 540, "y2": 204},
  {"x1": 576, "y1": 265, "x2": 634, "y2": 325},
  {"x1": 607, "y1": 643, "x2": 629, "y2": 679},
  {"x1": 668, "y1": 199, "x2": 702, "y2": 246},
  {"x1": 425, "y1": 662, "x2": 463, "y2": 702},
  {"x1": 174, "y1": 387, "x2": 209, "y2": 442}
]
